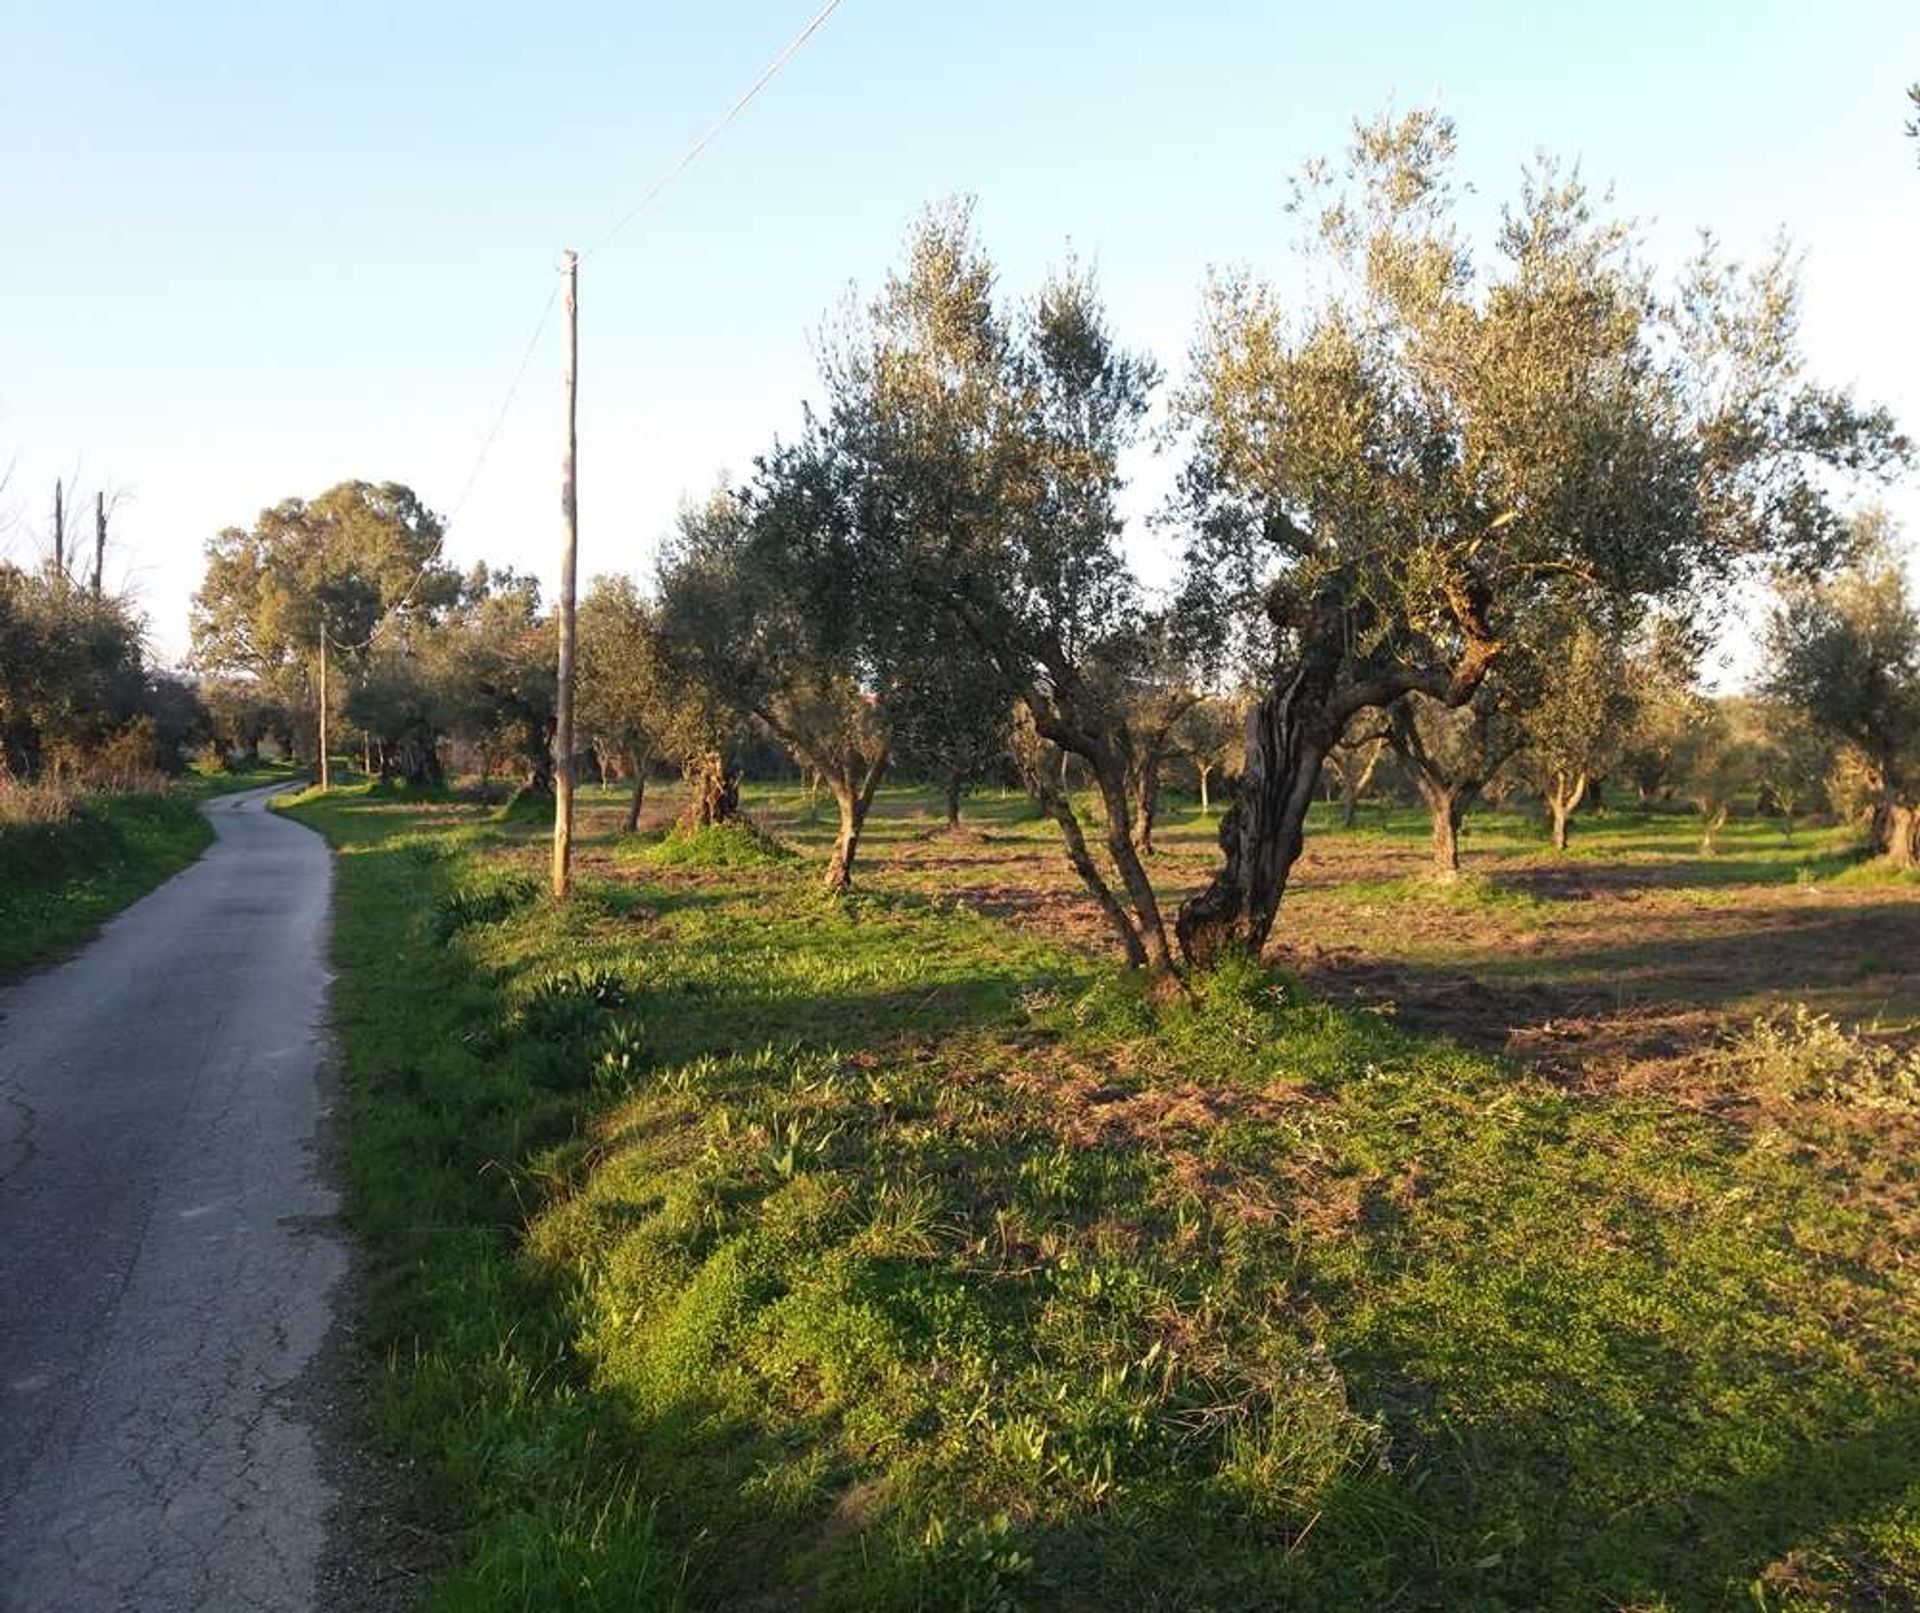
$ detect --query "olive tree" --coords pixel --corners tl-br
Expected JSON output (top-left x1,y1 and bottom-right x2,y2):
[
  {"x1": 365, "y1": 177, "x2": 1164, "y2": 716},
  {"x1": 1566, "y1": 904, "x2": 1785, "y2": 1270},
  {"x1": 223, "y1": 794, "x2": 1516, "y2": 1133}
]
[
  {"x1": 1170, "y1": 111, "x2": 1904, "y2": 966},
  {"x1": 826, "y1": 207, "x2": 1197, "y2": 972},
  {"x1": 885, "y1": 616, "x2": 1011, "y2": 832},
  {"x1": 435, "y1": 570, "x2": 556, "y2": 801},
  {"x1": 576, "y1": 574, "x2": 679, "y2": 832},
  {"x1": 1766, "y1": 519, "x2": 1920, "y2": 863},
  {"x1": 1518, "y1": 624, "x2": 1638, "y2": 852},
  {"x1": 659, "y1": 454, "x2": 891, "y2": 893},
  {"x1": 1390, "y1": 683, "x2": 1525, "y2": 876}
]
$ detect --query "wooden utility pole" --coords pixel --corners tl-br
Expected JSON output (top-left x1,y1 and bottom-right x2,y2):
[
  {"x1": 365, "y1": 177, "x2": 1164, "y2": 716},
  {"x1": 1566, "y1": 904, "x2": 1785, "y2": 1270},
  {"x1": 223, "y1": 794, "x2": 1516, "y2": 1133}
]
[
  {"x1": 552, "y1": 249, "x2": 580, "y2": 898},
  {"x1": 93, "y1": 491, "x2": 106, "y2": 596},
  {"x1": 317, "y1": 623, "x2": 332, "y2": 791},
  {"x1": 52, "y1": 480, "x2": 64, "y2": 579}
]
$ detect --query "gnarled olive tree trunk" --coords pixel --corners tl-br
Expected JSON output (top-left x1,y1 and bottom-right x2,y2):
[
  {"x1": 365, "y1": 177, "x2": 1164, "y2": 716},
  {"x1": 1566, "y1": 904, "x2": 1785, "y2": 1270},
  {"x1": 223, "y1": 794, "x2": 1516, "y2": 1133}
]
[
  {"x1": 1176, "y1": 583, "x2": 1499, "y2": 970},
  {"x1": 1878, "y1": 798, "x2": 1919, "y2": 868},
  {"x1": 1416, "y1": 778, "x2": 1468, "y2": 878},
  {"x1": 682, "y1": 749, "x2": 739, "y2": 828},
  {"x1": 823, "y1": 745, "x2": 891, "y2": 893},
  {"x1": 1175, "y1": 606, "x2": 1349, "y2": 970}
]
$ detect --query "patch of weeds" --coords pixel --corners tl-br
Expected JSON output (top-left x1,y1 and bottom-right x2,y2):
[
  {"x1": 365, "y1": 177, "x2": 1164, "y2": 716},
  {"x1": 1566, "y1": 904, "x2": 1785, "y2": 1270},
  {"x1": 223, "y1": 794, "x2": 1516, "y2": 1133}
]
[
  {"x1": 637, "y1": 819, "x2": 794, "y2": 869},
  {"x1": 430, "y1": 872, "x2": 539, "y2": 944},
  {"x1": 1341, "y1": 870, "x2": 1544, "y2": 912},
  {"x1": 513, "y1": 966, "x2": 636, "y2": 1089},
  {"x1": 1715, "y1": 1004, "x2": 1920, "y2": 1109}
]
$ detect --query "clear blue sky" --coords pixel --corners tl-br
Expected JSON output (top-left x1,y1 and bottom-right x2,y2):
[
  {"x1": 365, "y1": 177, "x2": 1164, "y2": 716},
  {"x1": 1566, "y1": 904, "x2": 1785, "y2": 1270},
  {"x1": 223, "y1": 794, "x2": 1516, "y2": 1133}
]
[{"x1": 2, "y1": 0, "x2": 1915, "y2": 666}]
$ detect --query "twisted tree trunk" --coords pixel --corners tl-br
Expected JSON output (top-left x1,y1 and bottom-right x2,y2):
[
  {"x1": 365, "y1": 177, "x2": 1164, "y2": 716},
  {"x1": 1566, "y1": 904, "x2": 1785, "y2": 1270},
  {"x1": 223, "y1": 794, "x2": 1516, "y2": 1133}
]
[
  {"x1": 1417, "y1": 777, "x2": 1466, "y2": 878},
  {"x1": 622, "y1": 746, "x2": 650, "y2": 833},
  {"x1": 1879, "y1": 799, "x2": 1919, "y2": 868},
  {"x1": 1175, "y1": 608, "x2": 1346, "y2": 970},
  {"x1": 683, "y1": 750, "x2": 739, "y2": 828},
  {"x1": 823, "y1": 745, "x2": 890, "y2": 893}
]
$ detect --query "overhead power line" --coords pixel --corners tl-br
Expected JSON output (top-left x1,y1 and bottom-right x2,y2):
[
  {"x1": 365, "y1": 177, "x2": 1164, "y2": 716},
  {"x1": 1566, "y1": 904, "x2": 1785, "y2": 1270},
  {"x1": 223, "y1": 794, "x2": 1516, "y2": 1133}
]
[
  {"x1": 447, "y1": 276, "x2": 564, "y2": 526},
  {"x1": 439, "y1": 0, "x2": 846, "y2": 540},
  {"x1": 580, "y1": 0, "x2": 845, "y2": 260}
]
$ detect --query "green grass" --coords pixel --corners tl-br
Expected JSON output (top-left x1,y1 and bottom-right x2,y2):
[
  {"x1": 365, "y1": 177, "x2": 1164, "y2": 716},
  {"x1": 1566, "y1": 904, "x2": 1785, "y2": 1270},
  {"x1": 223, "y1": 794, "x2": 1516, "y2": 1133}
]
[
  {"x1": 0, "y1": 763, "x2": 297, "y2": 974},
  {"x1": 286, "y1": 785, "x2": 1920, "y2": 1610}
]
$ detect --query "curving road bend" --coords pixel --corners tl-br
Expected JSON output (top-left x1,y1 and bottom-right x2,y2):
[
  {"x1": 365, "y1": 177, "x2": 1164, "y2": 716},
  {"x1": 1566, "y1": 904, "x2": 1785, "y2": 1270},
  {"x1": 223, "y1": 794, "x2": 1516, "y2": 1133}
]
[{"x1": 0, "y1": 787, "x2": 344, "y2": 1612}]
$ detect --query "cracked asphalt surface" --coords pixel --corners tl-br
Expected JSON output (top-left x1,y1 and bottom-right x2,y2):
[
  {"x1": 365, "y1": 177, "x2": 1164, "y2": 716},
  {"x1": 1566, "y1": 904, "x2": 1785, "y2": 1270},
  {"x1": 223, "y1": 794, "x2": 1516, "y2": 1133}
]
[{"x1": 0, "y1": 787, "x2": 345, "y2": 1612}]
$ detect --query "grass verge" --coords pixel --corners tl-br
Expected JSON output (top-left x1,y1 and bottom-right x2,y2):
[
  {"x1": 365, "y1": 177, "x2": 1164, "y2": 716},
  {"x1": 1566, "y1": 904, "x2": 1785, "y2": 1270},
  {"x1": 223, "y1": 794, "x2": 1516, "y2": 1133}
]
[
  {"x1": 290, "y1": 787, "x2": 1920, "y2": 1611},
  {"x1": 0, "y1": 764, "x2": 297, "y2": 974}
]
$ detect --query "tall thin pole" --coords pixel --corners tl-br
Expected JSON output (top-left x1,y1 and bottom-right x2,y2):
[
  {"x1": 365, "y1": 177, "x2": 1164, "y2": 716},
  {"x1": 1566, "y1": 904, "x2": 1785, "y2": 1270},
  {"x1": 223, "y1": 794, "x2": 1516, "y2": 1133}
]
[
  {"x1": 552, "y1": 250, "x2": 580, "y2": 898},
  {"x1": 93, "y1": 491, "x2": 106, "y2": 596},
  {"x1": 52, "y1": 480, "x2": 64, "y2": 580},
  {"x1": 318, "y1": 623, "x2": 332, "y2": 791}
]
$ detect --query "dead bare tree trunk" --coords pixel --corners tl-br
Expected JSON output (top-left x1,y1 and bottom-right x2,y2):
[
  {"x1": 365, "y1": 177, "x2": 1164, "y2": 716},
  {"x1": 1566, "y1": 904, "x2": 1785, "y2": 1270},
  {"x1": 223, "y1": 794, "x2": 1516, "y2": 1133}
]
[{"x1": 93, "y1": 491, "x2": 106, "y2": 596}]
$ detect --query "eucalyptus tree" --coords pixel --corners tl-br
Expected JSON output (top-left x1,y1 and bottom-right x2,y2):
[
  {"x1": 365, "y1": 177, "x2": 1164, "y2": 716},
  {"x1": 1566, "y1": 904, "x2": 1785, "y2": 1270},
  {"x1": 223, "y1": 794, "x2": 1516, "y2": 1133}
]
[
  {"x1": 659, "y1": 451, "x2": 891, "y2": 892},
  {"x1": 827, "y1": 206, "x2": 1194, "y2": 972},
  {"x1": 1766, "y1": 518, "x2": 1920, "y2": 864},
  {"x1": 1171, "y1": 110, "x2": 1905, "y2": 965},
  {"x1": 191, "y1": 481, "x2": 458, "y2": 763}
]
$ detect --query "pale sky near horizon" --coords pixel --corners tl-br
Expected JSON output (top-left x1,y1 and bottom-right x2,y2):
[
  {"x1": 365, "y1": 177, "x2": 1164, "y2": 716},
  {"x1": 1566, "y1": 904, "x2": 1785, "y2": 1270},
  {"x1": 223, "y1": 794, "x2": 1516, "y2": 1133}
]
[{"x1": 2, "y1": 1, "x2": 1916, "y2": 674}]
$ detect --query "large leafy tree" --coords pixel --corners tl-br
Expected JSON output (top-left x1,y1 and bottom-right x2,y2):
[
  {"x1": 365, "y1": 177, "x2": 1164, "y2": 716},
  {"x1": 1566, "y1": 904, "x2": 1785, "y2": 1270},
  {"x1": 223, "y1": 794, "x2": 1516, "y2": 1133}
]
[
  {"x1": 1171, "y1": 110, "x2": 1905, "y2": 965},
  {"x1": 190, "y1": 481, "x2": 457, "y2": 759},
  {"x1": 1766, "y1": 517, "x2": 1920, "y2": 863}
]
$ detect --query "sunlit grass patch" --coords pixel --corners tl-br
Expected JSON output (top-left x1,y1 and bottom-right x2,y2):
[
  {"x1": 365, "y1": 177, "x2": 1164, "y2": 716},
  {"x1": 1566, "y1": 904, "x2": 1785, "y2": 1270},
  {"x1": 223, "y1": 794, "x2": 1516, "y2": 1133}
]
[{"x1": 285, "y1": 785, "x2": 1920, "y2": 1610}]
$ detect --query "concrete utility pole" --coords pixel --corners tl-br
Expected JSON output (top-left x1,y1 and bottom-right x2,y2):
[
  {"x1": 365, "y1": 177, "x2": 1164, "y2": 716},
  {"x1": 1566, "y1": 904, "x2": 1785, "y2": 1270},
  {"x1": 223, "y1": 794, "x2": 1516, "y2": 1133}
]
[
  {"x1": 92, "y1": 492, "x2": 106, "y2": 596},
  {"x1": 552, "y1": 250, "x2": 580, "y2": 898},
  {"x1": 52, "y1": 480, "x2": 64, "y2": 579}
]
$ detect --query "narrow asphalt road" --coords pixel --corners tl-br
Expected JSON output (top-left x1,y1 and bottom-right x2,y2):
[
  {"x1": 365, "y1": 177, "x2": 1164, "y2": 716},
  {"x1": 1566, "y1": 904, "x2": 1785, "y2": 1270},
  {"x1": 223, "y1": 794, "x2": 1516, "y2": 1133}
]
[{"x1": 0, "y1": 787, "x2": 344, "y2": 1612}]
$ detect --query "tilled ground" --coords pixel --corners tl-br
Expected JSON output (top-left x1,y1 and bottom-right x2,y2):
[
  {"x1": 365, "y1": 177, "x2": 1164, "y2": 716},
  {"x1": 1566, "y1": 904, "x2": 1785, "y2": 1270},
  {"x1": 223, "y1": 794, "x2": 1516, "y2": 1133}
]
[{"x1": 611, "y1": 786, "x2": 1920, "y2": 1095}]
